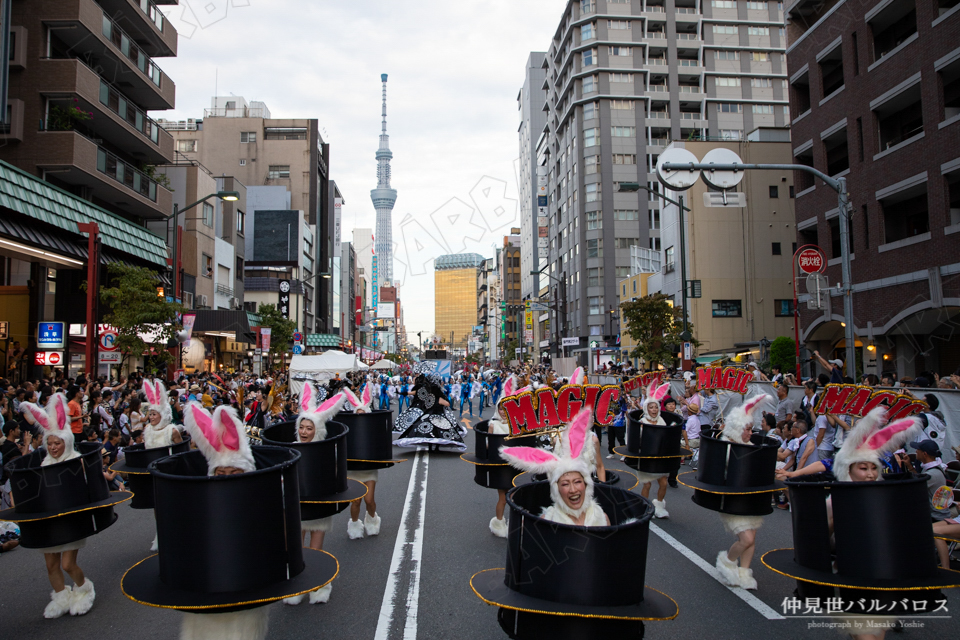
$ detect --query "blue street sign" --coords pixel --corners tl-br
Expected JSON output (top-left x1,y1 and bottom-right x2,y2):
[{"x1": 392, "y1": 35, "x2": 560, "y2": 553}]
[
  {"x1": 292, "y1": 345, "x2": 303, "y2": 355},
  {"x1": 37, "y1": 322, "x2": 66, "y2": 349}
]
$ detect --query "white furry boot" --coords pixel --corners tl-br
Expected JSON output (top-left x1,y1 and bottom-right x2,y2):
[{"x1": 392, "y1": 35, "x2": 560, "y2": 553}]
[
  {"x1": 309, "y1": 583, "x2": 332, "y2": 603},
  {"x1": 489, "y1": 516, "x2": 508, "y2": 538},
  {"x1": 181, "y1": 608, "x2": 270, "y2": 640},
  {"x1": 364, "y1": 512, "x2": 381, "y2": 536},
  {"x1": 652, "y1": 499, "x2": 669, "y2": 519},
  {"x1": 738, "y1": 567, "x2": 758, "y2": 590},
  {"x1": 715, "y1": 551, "x2": 741, "y2": 586},
  {"x1": 282, "y1": 594, "x2": 304, "y2": 605},
  {"x1": 347, "y1": 518, "x2": 365, "y2": 540},
  {"x1": 69, "y1": 579, "x2": 95, "y2": 616},
  {"x1": 43, "y1": 586, "x2": 73, "y2": 619},
  {"x1": 151, "y1": 534, "x2": 158, "y2": 552}
]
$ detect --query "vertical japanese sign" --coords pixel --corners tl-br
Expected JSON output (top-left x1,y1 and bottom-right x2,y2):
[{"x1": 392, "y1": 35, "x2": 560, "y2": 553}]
[
  {"x1": 278, "y1": 280, "x2": 291, "y2": 318},
  {"x1": 260, "y1": 327, "x2": 272, "y2": 351},
  {"x1": 333, "y1": 197, "x2": 342, "y2": 259}
]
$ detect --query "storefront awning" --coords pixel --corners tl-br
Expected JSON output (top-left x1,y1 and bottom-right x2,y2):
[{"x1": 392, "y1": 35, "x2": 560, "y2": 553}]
[
  {"x1": 306, "y1": 333, "x2": 343, "y2": 348},
  {"x1": 191, "y1": 310, "x2": 256, "y2": 344}
]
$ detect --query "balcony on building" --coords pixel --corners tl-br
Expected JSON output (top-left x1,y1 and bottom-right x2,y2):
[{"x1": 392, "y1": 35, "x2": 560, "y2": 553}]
[
  {"x1": 96, "y1": 0, "x2": 178, "y2": 57},
  {"x1": 44, "y1": 1, "x2": 176, "y2": 110},
  {"x1": 39, "y1": 58, "x2": 174, "y2": 165},
  {"x1": 33, "y1": 129, "x2": 172, "y2": 222}
]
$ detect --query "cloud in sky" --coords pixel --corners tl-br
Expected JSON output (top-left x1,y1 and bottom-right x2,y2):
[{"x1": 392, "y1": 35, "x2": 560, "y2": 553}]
[{"x1": 159, "y1": 0, "x2": 562, "y2": 337}]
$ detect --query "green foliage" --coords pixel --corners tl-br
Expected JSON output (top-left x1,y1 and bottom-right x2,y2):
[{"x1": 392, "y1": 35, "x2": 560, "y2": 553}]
[
  {"x1": 141, "y1": 165, "x2": 172, "y2": 190},
  {"x1": 97, "y1": 263, "x2": 183, "y2": 374},
  {"x1": 47, "y1": 100, "x2": 93, "y2": 131},
  {"x1": 620, "y1": 294, "x2": 699, "y2": 370},
  {"x1": 769, "y1": 336, "x2": 797, "y2": 373},
  {"x1": 256, "y1": 304, "x2": 296, "y2": 359}
]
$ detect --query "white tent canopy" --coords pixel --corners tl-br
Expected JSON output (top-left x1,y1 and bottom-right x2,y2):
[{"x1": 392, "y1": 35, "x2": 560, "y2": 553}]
[
  {"x1": 288, "y1": 351, "x2": 359, "y2": 397},
  {"x1": 372, "y1": 359, "x2": 397, "y2": 370}
]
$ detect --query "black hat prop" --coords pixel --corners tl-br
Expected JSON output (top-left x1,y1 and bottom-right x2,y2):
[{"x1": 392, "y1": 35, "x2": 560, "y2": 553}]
[
  {"x1": 0, "y1": 395, "x2": 131, "y2": 548},
  {"x1": 614, "y1": 382, "x2": 691, "y2": 474},
  {"x1": 337, "y1": 387, "x2": 408, "y2": 470},
  {"x1": 763, "y1": 408, "x2": 960, "y2": 593},
  {"x1": 462, "y1": 419, "x2": 539, "y2": 491},
  {"x1": 677, "y1": 395, "x2": 782, "y2": 515},
  {"x1": 121, "y1": 404, "x2": 338, "y2": 612},
  {"x1": 111, "y1": 436, "x2": 191, "y2": 509},
  {"x1": 470, "y1": 482, "x2": 678, "y2": 639}
]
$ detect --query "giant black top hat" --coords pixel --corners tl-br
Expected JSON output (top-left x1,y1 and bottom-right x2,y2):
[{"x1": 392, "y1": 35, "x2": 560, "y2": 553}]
[
  {"x1": 614, "y1": 409, "x2": 691, "y2": 475},
  {"x1": 121, "y1": 446, "x2": 338, "y2": 612},
  {"x1": 110, "y1": 436, "x2": 192, "y2": 509},
  {"x1": 471, "y1": 482, "x2": 677, "y2": 639},
  {"x1": 261, "y1": 420, "x2": 367, "y2": 520},
  {"x1": 336, "y1": 410, "x2": 407, "y2": 470},
  {"x1": 461, "y1": 420, "x2": 539, "y2": 491},
  {"x1": 762, "y1": 473, "x2": 960, "y2": 591},
  {"x1": 0, "y1": 441, "x2": 132, "y2": 549},
  {"x1": 677, "y1": 430, "x2": 783, "y2": 516}
]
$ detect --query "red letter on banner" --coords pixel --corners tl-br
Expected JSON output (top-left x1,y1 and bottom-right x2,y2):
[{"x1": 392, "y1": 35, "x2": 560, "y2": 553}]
[
  {"x1": 536, "y1": 387, "x2": 561, "y2": 429},
  {"x1": 556, "y1": 386, "x2": 584, "y2": 422},
  {"x1": 501, "y1": 394, "x2": 541, "y2": 436},
  {"x1": 595, "y1": 387, "x2": 621, "y2": 425}
]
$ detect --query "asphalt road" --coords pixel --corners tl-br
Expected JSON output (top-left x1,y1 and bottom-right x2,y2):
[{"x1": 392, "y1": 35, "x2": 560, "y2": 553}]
[{"x1": 2, "y1": 403, "x2": 957, "y2": 639}]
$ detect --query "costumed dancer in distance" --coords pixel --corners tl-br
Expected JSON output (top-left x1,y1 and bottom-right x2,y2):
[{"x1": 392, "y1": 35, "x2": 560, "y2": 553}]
[
  {"x1": 21, "y1": 396, "x2": 97, "y2": 618},
  {"x1": 397, "y1": 375, "x2": 411, "y2": 413},
  {"x1": 140, "y1": 378, "x2": 183, "y2": 551},
  {"x1": 181, "y1": 401, "x2": 267, "y2": 640},
  {"x1": 283, "y1": 386, "x2": 348, "y2": 605},
  {"x1": 341, "y1": 384, "x2": 383, "y2": 539},
  {"x1": 500, "y1": 407, "x2": 610, "y2": 526},
  {"x1": 713, "y1": 396, "x2": 771, "y2": 590},
  {"x1": 394, "y1": 365, "x2": 466, "y2": 452},
  {"x1": 636, "y1": 382, "x2": 674, "y2": 519},
  {"x1": 379, "y1": 375, "x2": 391, "y2": 412}
]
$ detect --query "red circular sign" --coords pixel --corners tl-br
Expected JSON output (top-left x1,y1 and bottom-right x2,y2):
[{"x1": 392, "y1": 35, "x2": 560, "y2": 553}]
[
  {"x1": 797, "y1": 248, "x2": 825, "y2": 274},
  {"x1": 48, "y1": 352, "x2": 61, "y2": 365}
]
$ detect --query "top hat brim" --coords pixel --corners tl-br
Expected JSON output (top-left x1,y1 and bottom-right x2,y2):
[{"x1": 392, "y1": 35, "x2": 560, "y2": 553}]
[
  {"x1": 613, "y1": 446, "x2": 693, "y2": 460},
  {"x1": 111, "y1": 459, "x2": 150, "y2": 476},
  {"x1": 122, "y1": 548, "x2": 339, "y2": 613},
  {"x1": 761, "y1": 549, "x2": 960, "y2": 591},
  {"x1": 676, "y1": 471, "x2": 784, "y2": 495},
  {"x1": 0, "y1": 491, "x2": 133, "y2": 523},
  {"x1": 470, "y1": 568, "x2": 678, "y2": 621},
  {"x1": 460, "y1": 453, "x2": 510, "y2": 467},
  {"x1": 301, "y1": 478, "x2": 368, "y2": 505}
]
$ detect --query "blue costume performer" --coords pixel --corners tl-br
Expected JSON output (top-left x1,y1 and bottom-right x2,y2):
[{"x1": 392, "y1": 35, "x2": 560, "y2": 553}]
[
  {"x1": 378, "y1": 376, "x2": 391, "y2": 412},
  {"x1": 397, "y1": 376, "x2": 411, "y2": 413},
  {"x1": 459, "y1": 374, "x2": 474, "y2": 418}
]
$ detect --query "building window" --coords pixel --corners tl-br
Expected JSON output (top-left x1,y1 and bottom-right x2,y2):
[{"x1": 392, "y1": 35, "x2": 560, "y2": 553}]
[
  {"x1": 719, "y1": 103, "x2": 742, "y2": 113},
  {"x1": 748, "y1": 27, "x2": 770, "y2": 36},
  {"x1": 586, "y1": 211, "x2": 602, "y2": 229},
  {"x1": 611, "y1": 126, "x2": 636, "y2": 137},
  {"x1": 264, "y1": 127, "x2": 307, "y2": 140},
  {"x1": 583, "y1": 75, "x2": 598, "y2": 93},
  {"x1": 713, "y1": 0, "x2": 737, "y2": 7},
  {"x1": 828, "y1": 216, "x2": 856, "y2": 258},
  {"x1": 720, "y1": 129, "x2": 743, "y2": 140},
  {"x1": 772, "y1": 242, "x2": 782, "y2": 255},
  {"x1": 583, "y1": 49, "x2": 597, "y2": 67},
  {"x1": 239, "y1": 159, "x2": 246, "y2": 166},
  {"x1": 611, "y1": 99, "x2": 635, "y2": 110},
  {"x1": 712, "y1": 300, "x2": 742, "y2": 317},
  {"x1": 716, "y1": 77, "x2": 741, "y2": 87},
  {"x1": 874, "y1": 82, "x2": 923, "y2": 151},
  {"x1": 664, "y1": 246, "x2": 675, "y2": 271},
  {"x1": 752, "y1": 104, "x2": 774, "y2": 114},
  {"x1": 586, "y1": 183, "x2": 601, "y2": 202},
  {"x1": 715, "y1": 50, "x2": 740, "y2": 60},
  {"x1": 580, "y1": 0, "x2": 595, "y2": 14},
  {"x1": 617, "y1": 266, "x2": 631, "y2": 279},
  {"x1": 587, "y1": 238, "x2": 603, "y2": 257},
  {"x1": 268, "y1": 165, "x2": 290, "y2": 179},
  {"x1": 751, "y1": 78, "x2": 773, "y2": 88},
  {"x1": 614, "y1": 209, "x2": 639, "y2": 220},
  {"x1": 775, "y1": 300, "x2": 795, "y2": 317},
  {"x1": 612, "y1": 154, "x2": 636, "y2": 164},
  {"x1": 649, "y1": 210, "x2": 660, "y2": 229},
  {"x1": 746, "y1": 1, "x2": 768, "y2": 8},
  {"x1": 609, "y1": 46, "x2": 632, "y2": 56},
  {"x1": 791, "y1": 68, "x2": 811, "y2": 115},
  {"x1": 752, "y1": 51, "x2": 770, "y2": 61},
  {"x1": 583, "y1": 101, "x2": 599, "y2": 120},
  {"x1": 236, "y1": 209, "x2": 245, "y2": 235},
  {"x1": 202, "y1": 202, "x2": 214, "y2": 227},
  {"x1": 880, "y1": 187, "x2": 929, "y2": 244},
  {"x1": 940, "y1": 56, "x2": 960, "y2": 123},
  {"x1": 789, "y1": 185, "x2": 795, "y2": 198},
  {"x1": 615, "y1": 237, "x2": 636, "y2": 249},
  {"x1": 608, "y1": 20, "x2": 630, "y2": 29},
  {"x1": 819, "y1": 44, "x2": 845, "y2": 98},
  {"x1": 609, "y1": 72, "x2": 633, "y2": 82},
  {"x1": 235, "y1": 257, "x2": 244, "y2": 281},
  {"x1": 868, "y1": 0, "x2": 917, "y2": 63},
  {"x1": 588, "y1": 296, "x2": 604, "y2": 314},
  {"x1": 769, "y1": 185, "x2": 779, "y2": 198},
  {"x1": 581, "y1": 23, "x2": 595, "y2": 41},
  {"x1": 713, "y1": 25, "x2": 738, "y2": 35},
  {"x1": 585, "y1": 154, "x2": 600, "y2": 174},
  {"x1": 240, "y1": 131, "x2": 256, "y2": 143},
  {"x1": 649, "y1": 236, "x2": 661, "y2": 250},
  {"x1": 587, "y1": 267, "x2": 603, "y2": 286},
  {"x1": 584, "y1": 127, "x2": 599, "y2": 147},
  {"x1": 202, "y1": 254, "x2": 213, "y2": 277},
  {"x1": 824, "y1": 127, "x2": 850, "y2": 176},
  {"x1": 177, "y1": 139, "x2": 197, "y2": 152}
]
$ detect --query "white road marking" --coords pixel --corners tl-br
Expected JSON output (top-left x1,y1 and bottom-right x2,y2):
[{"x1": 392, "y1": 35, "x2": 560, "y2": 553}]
[
  {"x1": 649, "y1": 523, "x2": 786, "y2": 620},
  {"x1": 374, "y1": 448, "x2": 430, "y2": 640}
]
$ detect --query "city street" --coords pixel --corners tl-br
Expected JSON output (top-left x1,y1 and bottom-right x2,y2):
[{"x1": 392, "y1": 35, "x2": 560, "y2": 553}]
[{"x1": 2, "y1": 404, "x2": 957, "y2": 639}]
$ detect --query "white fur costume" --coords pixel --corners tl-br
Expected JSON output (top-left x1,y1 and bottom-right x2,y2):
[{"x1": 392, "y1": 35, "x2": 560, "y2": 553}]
[
  {"x1": 500, "y1": 408, "x2": 609, "y2": 527},
  {"x1": 181, "y1": 608, "x2": 269, "y2": 640},
  {"x1": 141, "y1": 379, "x2": 179, "y2": 449},
  {"x1": 832, "y1": 407, "x2": 922, "y2": 482}
]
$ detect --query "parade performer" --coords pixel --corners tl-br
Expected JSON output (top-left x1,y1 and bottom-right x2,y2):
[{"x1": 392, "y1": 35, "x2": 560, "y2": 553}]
[
  {"x1": 394, "y1": 365, "x2": 466, "y2": 452},
  {"x1": 500, "y1": 408, "x2": 609, "y2": 526},
  {"x1": 460, "y1": 373, "x2": 474, "y2": 418},
  {"x1": 141, "y1": 379, "x2": 183, "y2": 449},
  {"x1": 1, "y1": 395, "x2": 132, "y2": 618},
  {"x1": 397, "y1": 375, "x2": 411, "y2": 413},
  {"x1": 379, "y1": 375, "x2": 391, "y2": 411},
  {"x1": 282, "y1": 385, "x2": 349, "y2": 605},
  {"x1": 636, "y1": 382, "x2": 674, "y2": 519}
]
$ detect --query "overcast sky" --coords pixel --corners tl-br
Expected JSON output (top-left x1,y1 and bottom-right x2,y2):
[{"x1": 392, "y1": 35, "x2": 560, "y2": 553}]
[{"x1": 159, "y1": 0, "x2": 561, "y2": 339}]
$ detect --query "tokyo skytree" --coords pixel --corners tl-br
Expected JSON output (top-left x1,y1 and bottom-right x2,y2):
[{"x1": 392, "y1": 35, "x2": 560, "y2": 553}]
[{"x1": 370, "y1": 74, "x2": 397, "y2": 288}]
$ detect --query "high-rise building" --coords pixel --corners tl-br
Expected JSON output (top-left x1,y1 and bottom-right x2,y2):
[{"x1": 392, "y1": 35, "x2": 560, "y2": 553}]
[
  {"x1": 371, "y1": 74, "x2": 397, "y2": 290},
  {"x1": 434, "y1": 253, "x2": 485, "y2": 356},
  {"x1": 787, "y1": 0, "x2": 960, "y2": 378},
  {"x1": 353, "y1": 228, "x2": 374, "y2": 309},
  {"x1": 518, "y1": 52, "x2": 548, "y2": 300},
  {"x1": 158, "y1": 96, "x2": 333, "y2": 334},
  {"x1": 535, "y1": 0, "x2": 789, "y2": 354},
  {"x1": 498, "y1": 233, "x2": 523, "y2": 358}
]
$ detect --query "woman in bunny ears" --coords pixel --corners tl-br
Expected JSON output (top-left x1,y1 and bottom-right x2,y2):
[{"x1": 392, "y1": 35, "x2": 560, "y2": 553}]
[
  {"x1": 283, "y1": 384, "x2": 348, "y2": 605},
  {"x1": 484, "y1": 374, "x2": 519, "y2": 536},
  {"x1": 140, "y1": 379, "x2": 183, "y2": 449},
  {"x1": 184, "y1": 401, "x2": 257, "y2": 476},
  {"x1": 500, "y1": 408, "x2": 610, "y2": 526},
  {"x1": 341, "y1": 383, "x2": 385, "y2": 538},
  {"x1": 20, "y1": 395, "x2": 99, "y2": 618},
  {"x1": 636, "y1": 382, "x2": 675, "y2": 519}
]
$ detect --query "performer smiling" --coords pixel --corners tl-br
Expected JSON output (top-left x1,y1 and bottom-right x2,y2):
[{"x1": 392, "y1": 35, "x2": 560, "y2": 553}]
[
  {"x1": 141, "y1": 379, "x2": 183, "y2": 449},
  {"x1": 636, "y1": 382, "x2": 673, "y2": 519}
]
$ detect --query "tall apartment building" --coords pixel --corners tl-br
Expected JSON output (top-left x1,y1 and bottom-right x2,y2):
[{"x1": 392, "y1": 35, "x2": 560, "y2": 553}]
[
  {"x1": 158, "y1": 96, "x2": 334, "y2": 334},
  {"x1": 787, "y1": 0, "x2": 960, "y2": 378},
  {"x1": 535, "y1": 0, "x2": 788, "y2": 353},
  {"x1": 353, "y1": 227, "x2": 374, "y2": 309},
  {"x1": 518, "y1": 52, "x2": 548, "y2": 300}
]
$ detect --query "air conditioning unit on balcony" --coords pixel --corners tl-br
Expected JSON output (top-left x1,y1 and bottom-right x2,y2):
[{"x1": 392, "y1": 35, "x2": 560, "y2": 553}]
[{"x1": 197, "y1": 294, "x2": 208, "y2": 308}]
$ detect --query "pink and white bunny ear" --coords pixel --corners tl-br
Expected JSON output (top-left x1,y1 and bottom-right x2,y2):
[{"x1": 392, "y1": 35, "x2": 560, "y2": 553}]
[
  {"x1": 499, "y1": 446, "x2": 561, "y2": 475},
  {"x1": 863, "y1": 416, "x2": 922, "y2": 454},
  {"x1": 564, "y1": 407, "x2": 594, "y2": 460},
  {"x1": 185, "y1": 402, "x2": 218, "y2": 451},
  {"x1": 342, "y1": 387, "x2": 361, "y2": 409},
  {"x1": 21, "y1": 402, "x2": 50, "y2": 431},
  {"x1": 361, "y1": 383, "x2": 372, "y2": 407},
  {"x1": 300, "y1": 383, "x2": 316, "y2": 414},
  {"x1": 214, "y1": 405, "x2": 243, "y2": 452},
  {"x1": 153, "y1": 380, "x2": 165, "y2": 403},
  {"x1": 570, "y1": 367, "x2": 585, "y2": 386},
  {"x1": 651, "y1": 382, "x2": 670, "y2": 402},
  {"x1": 741, "y1": 394, "x2": 767, "y2": 417},
  {"x1": 314, "y1": 392, "x2": 348, "y2": 426},
  {"x1": 47, "y1": 393, "x2": 70, "y2": 433},
  {"x1": 502, "y1": 375, "x2": 515, "y2": 398},
  {"x1": 142, "y1": 379, "x2": 157, "y2": 405}
]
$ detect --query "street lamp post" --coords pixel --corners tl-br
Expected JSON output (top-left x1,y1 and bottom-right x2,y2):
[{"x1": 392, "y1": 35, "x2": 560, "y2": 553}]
[
  {"x1": 530, "y1": 268, "x2": 566, "y2": 359},
  {"x1": 294, "y1": 270, "x2": 331, "y2": 344}
]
